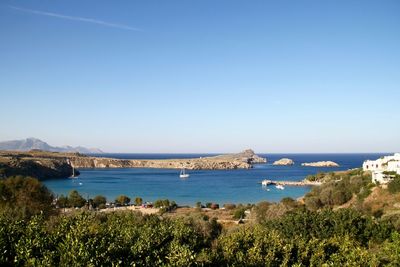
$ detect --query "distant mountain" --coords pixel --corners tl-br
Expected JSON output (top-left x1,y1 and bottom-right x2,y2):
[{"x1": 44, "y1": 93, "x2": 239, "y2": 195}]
[{"x1": 0, "y1": 138, "x2": 103, "y2": 154}]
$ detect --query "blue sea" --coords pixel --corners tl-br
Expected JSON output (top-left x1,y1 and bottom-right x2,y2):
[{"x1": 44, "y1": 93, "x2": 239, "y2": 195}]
[{"x1": 43, "y1": 153, "x2": 385, "y2": 206}]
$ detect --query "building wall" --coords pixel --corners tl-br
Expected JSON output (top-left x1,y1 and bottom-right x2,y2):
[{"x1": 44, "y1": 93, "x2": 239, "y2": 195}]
[{"x1": 362, "y1": 153, "x2": 400, "y2": 184}]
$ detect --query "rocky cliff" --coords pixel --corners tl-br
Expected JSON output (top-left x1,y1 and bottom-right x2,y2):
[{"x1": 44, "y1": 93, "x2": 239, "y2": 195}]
[
  {"x1": 0, "y1": 151, "x2": 77, "y2": 179},
  {"x1": 69, "y1": 149, "x2": 266, "y2": 170},
  {"x1": 0, "y1": 149, "x2": 267, "y2": 179}
]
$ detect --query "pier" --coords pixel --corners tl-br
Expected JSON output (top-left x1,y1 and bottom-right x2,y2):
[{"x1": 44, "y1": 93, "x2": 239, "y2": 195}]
[{"x1": 260, "y1": 179, "x2": 322, "y2": 187}]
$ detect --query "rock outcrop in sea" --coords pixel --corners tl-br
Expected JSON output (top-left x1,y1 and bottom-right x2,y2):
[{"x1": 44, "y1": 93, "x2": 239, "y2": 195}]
[
  {"x1": 301, "y1": 161, "x2": 339, "y2": 167},
  {"x1": 273, "y1": 158, "x2": 294, "y2": 166}
]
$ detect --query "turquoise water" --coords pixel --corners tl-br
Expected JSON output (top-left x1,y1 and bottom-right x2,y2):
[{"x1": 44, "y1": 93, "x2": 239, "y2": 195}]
[{"x1": 43, "y1": 153, "x2": 385, "y2": 206}]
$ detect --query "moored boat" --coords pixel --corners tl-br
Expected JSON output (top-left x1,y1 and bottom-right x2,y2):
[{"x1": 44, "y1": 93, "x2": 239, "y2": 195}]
[{"x1": 179, "y1": 168, "x2": 189, "y2": 178}]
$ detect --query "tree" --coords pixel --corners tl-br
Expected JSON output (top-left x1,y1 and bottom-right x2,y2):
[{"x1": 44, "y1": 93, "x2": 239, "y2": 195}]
[
  {"x1": 252, "y1": 201, "x2": 271, "y2": 223},
  {"x1": 68, "y1": 190, "x2": 86, "y2": 208},
  {"x1": 232, "y1": 207, "x2": 246, "y2": 219},
  {"x1": 134, "y1": 197, "x2": 143, "y2": 206},
  {"x1": 115, "y1": 195, "x2": 130, "y2": 206},
  {"x1": 57, "y1": 194, "x2": 69, "y2": 209},
  {"x1": 154, "y1": 199, "x2": 170, "y2": 208},
  {"x1": 93, "y1": 195, "x2": 107, "y2": 208},
  {"x1": 388, "y1": 175, "x2": 400, "y2": 194},
  {"x1": 0, "y1": 175, "x2": 55, "y2": 219}
]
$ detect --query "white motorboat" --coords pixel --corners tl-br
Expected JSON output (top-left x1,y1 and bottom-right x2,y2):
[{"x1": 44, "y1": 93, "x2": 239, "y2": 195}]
[{"x1": 275, "y1": 185, "x2": 285, "y2": 190}]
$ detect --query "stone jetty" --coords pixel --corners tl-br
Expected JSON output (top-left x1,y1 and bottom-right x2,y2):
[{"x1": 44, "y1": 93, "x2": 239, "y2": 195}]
[{"x1": 261, "y1": 179, "x2": 322, "y2": 187}]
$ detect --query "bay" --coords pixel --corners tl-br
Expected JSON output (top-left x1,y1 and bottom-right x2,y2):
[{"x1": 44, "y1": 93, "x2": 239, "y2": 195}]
[{"x1": 43, "y1": 153, "x2": 385, "y2": 205}]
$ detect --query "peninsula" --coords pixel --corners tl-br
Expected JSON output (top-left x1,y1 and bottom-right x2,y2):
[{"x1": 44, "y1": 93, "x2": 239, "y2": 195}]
[{"x1": 0, "y1": 149, "x2": 266, "y2": 179}]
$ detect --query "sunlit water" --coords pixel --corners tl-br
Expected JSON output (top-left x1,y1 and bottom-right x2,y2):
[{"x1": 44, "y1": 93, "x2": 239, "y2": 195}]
[{"x1": 43, "y1": 153, "x2": 385, "y2": 206}]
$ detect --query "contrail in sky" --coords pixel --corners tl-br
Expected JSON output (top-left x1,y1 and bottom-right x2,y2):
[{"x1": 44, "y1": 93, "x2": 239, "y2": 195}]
[{"x1": 9, "y1": 5, "x2": 142, "y2": 31}]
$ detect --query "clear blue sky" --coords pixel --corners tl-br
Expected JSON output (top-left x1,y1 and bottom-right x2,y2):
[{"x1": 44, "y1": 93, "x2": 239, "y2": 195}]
[{"x1": 0, "y1": 0, "x2": 399, "y2": 153}]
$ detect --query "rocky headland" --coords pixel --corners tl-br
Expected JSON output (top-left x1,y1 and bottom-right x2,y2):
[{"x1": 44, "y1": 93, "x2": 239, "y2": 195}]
[
  {"x1": 0, "y1": 151, "x2": 77, "y2": 179},
  {"x1": 301, "y1": 161, "x2": 339, "y2": 167},
  {"x1": 0, "y1": 149, "x2": 266, "y2": 179},
  {"x1": 273, "y1": 158, "x2": 294, "y2": 166},
  {"x1": 69, "y1": 148, "x2": 266, "y2": 170}
]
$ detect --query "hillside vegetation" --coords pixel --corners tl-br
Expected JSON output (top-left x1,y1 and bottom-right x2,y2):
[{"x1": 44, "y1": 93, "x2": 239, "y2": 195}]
[{"x1": 1, "y1": 171, "x2": 400, "y2": 265}]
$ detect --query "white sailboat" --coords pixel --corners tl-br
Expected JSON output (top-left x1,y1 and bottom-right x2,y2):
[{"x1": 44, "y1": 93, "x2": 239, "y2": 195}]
[
  {"x1": 68, "y1": 159, "x2": 78, "y2": 179},
  {"x1": 70, "y1": 166, "x2": 78, "y2": 179},
  {"x1": 179, "y1": 168, "x2": 189, "y2": 178}
]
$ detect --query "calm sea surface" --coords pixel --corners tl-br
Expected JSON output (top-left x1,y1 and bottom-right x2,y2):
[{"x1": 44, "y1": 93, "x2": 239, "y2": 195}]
[{"x1": 43, "y1": 153, "x2": 386, "y2": 206}]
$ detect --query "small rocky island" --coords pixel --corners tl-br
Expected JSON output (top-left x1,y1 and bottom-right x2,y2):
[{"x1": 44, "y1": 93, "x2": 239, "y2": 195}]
[
  {"x1": 273, "y1": 158, "x2": 294, "y2": 166},
  {"x1": 0, "y1": 149, "x2": 266, "y2": 179},
  {"x1": 301, "y1": 161, "x2": 339, "y2": 167}
]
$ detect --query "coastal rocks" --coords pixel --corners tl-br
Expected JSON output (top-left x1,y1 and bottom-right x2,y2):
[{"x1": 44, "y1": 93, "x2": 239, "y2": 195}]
[
  {"x1": 0, "y1": 155, "x2": 76, "y2": 179},
  {"x1": 273, "y1": 158, "x2": 294, "y2": 166},
  {"x1": 76, "y1": 149, "x2": 266, "y2": 170},
  {"x1": 238, "y1": 149, "x2": 267, "y2": 164},
  {"x1": 0, "y1": 149, "x2": 266, "y2": 178},
  {"x1": 68, "y1": 155, "x2": 254, "y2": 170},
  {"x1": 301, "y1": 161, "x2": 339, "y2": 167}
]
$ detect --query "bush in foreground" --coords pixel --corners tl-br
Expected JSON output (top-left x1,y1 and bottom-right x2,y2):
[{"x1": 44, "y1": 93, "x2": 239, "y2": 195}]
[{"x1": 0, "y1": 176, "x2": 55, "y2": 219}]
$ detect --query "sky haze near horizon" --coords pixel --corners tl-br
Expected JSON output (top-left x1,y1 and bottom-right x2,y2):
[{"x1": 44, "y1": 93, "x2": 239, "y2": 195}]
[{"x1": 0, "y1": 0, "x2": 399, "y2": 153}]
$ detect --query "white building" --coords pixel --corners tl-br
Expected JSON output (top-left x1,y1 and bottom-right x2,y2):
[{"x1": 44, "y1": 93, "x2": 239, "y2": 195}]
[{"x1": 363, "y1": 153, "x2": 400, "y2": 184}]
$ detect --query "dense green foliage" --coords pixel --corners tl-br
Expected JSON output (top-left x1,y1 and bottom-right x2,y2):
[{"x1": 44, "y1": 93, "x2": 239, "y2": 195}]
[
  {"x1": 134, "y1": 196, "x2": 143, "y2": 206},
  {"x1": 115, "y1": 195, "x2": 130, "y2": 206},
  {"x1": 0, "y1": 208, "x2": 398, "y2": 266},
  {"x1": 1, "y1": 174, "x2": 400, "y2": 265},
  {"x1": 57, "y1": 190, "x2": 87, "y2": 209},
  {"x1": 304, "y1": 169, "x2": 374, "y2": 210},
  {"x1": 154, "y1": 199, "x2": 178, "y2": 213},
  {"x1": 92, "y1": 195, "x2": 107, "y2": 209},
  {"x1": 68, "y1": 190, "x2": 87, "y2": 208},
  {"x1": 0, "y1": 212, "x2": 220, "y2": 266},
  {"x1": 388, "y1": 173, "x2": 400, "y2": 193},
  {"x1": 0, "y1": 176, "x2": 55, "y2": 219}
]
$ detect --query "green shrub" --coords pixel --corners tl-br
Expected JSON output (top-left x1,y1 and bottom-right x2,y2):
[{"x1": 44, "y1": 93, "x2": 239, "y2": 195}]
[
  {"x1": 68, "y1": 190, "x2": 86, "y2": 208},
  {"x1": 134, "y1": 197, "x2": 143, "y2": 206},
  {"x1": 92, "y1": 195, "x2": 107, "y2": 208},
  {"x1": 115, "y1": 195, "x2": 130, "y2": 206},
  {"x1": 388, "y1": 175, "x2": 400, "y2": 194},
  {"x1": 232, "y1": 207, "x2": 246, "y2": 220},
  {"x1": 0, "y1": 176, "x2": 55, "y2": 219}
]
